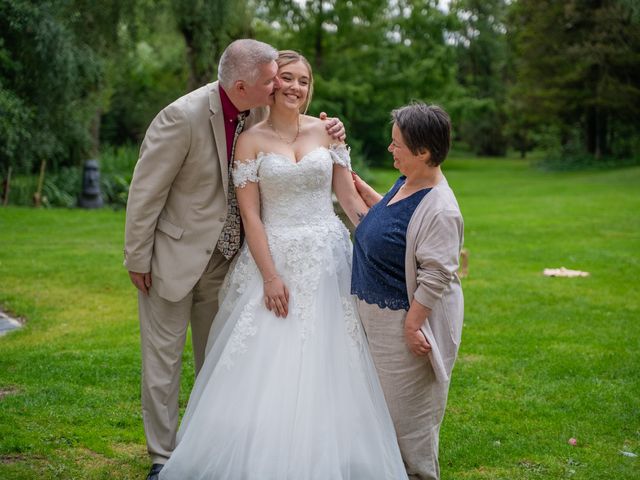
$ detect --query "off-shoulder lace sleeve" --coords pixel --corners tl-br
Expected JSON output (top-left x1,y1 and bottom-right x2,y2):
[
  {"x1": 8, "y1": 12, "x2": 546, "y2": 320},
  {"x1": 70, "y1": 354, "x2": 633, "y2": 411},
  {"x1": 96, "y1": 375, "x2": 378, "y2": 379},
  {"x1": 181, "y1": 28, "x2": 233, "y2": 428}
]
[
  {"x1": 232, "y1": 158, "x2": 260, "y2": 188},
  {"x1": 328, "y1": 144, "x2": 351, "y2": 170}
]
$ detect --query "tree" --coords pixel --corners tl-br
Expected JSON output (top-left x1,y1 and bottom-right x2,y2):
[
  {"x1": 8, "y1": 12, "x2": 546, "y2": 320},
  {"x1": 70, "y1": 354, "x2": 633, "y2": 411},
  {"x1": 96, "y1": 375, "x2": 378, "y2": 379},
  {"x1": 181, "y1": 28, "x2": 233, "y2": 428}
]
[
  {"x1": 99, "y1": 2, "x2": 190, "y2": 145},
  {"x1": 60, "y1": 0, "x2": 146, "y2": 155},
  {"x1": 449, "y1": 0, "x2": 510, "y2": 156},
  {"x1": 509, "y1": 0, "x2": 640, "y2": 160},
  {"x1": 172, "y1": 0, "x2": 253, "y2": 91},
  {"x1": 255, "y1": 0, "x2": 459, "y2": 165},
  {"x1": 0, "y1": 1, "x2": 101, "y2": 172}
]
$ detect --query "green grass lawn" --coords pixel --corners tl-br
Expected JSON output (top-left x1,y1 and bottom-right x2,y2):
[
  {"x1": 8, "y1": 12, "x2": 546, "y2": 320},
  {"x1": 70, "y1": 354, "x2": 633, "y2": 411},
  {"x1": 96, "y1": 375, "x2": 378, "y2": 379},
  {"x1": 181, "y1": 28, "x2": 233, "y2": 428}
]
[{"x1": 1, "y1": 157, "x2": 639, "y2": 479}]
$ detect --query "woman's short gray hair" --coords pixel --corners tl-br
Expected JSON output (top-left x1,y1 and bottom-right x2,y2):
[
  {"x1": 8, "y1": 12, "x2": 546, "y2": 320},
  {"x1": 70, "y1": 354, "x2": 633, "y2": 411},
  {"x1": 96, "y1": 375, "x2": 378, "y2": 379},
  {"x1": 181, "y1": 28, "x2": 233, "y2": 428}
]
[
  {"x1": 218, "y1": 39, "x2": 278, "y2": 88},
  {"x1": 391, "y1": 102, "x2": 452, "y2": 166}
]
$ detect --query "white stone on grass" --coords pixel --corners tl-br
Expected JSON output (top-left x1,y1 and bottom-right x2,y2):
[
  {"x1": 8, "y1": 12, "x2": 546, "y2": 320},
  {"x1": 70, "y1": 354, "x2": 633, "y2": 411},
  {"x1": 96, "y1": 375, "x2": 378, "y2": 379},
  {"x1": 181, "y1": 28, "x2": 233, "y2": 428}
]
[{"x1": 0, "y1": 311, "x2": 23, "y2": 336}]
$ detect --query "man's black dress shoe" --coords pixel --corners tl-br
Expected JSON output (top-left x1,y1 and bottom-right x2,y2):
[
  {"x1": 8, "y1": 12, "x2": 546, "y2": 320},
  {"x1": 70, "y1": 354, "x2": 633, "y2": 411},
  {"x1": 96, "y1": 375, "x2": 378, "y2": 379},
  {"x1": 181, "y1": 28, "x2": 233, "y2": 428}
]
[{"x1": 146, "y1": 463, "x2": 164, "y2": 480}]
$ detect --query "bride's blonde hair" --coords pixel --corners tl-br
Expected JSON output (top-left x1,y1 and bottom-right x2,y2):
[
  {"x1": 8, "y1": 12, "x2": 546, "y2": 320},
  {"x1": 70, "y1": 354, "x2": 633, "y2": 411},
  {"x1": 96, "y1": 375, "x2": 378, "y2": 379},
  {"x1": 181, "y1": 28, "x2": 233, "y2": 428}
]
[{"x1": 276, "y1": 50, "x2": 314, "y2": 114}]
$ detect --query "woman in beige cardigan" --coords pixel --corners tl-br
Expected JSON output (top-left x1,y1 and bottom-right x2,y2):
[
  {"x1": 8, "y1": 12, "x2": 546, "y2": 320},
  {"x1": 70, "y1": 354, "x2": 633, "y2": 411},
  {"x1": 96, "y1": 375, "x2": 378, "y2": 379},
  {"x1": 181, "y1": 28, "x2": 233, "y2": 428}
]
[{"x1": 352, "y1": 103, "x2": 464, "y2": 480}]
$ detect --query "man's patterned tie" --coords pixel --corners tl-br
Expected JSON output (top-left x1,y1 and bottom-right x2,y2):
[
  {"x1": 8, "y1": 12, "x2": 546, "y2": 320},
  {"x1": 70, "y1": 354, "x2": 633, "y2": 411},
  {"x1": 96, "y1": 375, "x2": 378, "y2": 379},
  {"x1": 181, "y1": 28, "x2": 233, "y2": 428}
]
[{"x1": 216, "y1": 113, "x2": 246, "y2": 259}]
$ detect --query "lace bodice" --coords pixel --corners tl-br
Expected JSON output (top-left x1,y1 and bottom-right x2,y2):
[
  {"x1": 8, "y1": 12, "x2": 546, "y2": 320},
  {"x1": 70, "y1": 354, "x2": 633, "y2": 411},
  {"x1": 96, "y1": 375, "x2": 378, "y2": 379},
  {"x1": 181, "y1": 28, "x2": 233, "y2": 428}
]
[
  {"x1": 233, "y1": 144, "x2": 350, "y2": 228},
  {"x1": 217, "y1": 143, "x2": 359, "y2": 366}
]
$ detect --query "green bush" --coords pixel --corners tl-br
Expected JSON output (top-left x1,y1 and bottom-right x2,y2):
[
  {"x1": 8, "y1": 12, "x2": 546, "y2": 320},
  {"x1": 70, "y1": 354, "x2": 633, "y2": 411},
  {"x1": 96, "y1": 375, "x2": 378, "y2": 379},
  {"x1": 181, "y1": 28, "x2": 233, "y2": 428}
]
[
  {"x1": 4, "y1": 174, "x2": 38, "y2": 206},
  {"x1": 98, "y1": 144, "x2": 138, "y2": 208},
  {"x1": 534, "y1": 126, "x2": 640, "y2": 171},
  {"x1": 1, "y1": 144, "x2": 139, "y2": 208},
  {"x1": 43, "y1": 167, "x2": 81, "y2": 208},
  {"x1": 5, "y1": 167, "x2": 80, "y2": 208}
]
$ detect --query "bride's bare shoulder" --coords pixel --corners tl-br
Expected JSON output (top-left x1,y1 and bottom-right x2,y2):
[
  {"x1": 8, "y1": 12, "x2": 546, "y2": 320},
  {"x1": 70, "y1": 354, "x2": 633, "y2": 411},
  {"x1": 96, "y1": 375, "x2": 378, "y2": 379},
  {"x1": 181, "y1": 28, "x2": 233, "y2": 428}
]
[
  {"x1": 238, "y1": 121, "x2": 270, "y2": 144},
  {"x1": 301, "y1": 115, "x2": 324, "y2": 129},
  {"x1": 236, "y1": 124, "x2": 271, "y2": 161},
  {"x1": 240, "y1": 120, "x2": 270, "y2": 139},
  {"x1": 301, "y1": 115, "x2": 333, "y2": 145}
]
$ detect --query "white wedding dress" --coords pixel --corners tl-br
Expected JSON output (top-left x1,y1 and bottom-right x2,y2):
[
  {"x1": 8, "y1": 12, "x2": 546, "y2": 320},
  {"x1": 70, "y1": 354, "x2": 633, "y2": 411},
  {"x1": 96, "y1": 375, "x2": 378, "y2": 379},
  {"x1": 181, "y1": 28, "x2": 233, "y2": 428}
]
[{"x1": 159, "y1": 145, "x2": 408, "y2": 480}]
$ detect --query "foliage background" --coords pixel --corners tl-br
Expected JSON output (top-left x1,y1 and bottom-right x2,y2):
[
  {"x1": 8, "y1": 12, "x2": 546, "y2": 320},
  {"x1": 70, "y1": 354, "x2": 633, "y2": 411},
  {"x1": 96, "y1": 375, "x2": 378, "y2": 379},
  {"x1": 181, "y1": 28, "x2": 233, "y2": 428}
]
[{"x1": 1, "y1": 0, "x2": 640, "y2": 207}]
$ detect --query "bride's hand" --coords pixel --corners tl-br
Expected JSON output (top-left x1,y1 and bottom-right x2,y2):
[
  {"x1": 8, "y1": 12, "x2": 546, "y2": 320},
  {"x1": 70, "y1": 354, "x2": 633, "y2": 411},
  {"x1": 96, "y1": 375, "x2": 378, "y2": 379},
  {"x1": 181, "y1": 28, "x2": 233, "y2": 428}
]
[{"x1": 264, "y1": 275, "x2": 290, "y2": 318}]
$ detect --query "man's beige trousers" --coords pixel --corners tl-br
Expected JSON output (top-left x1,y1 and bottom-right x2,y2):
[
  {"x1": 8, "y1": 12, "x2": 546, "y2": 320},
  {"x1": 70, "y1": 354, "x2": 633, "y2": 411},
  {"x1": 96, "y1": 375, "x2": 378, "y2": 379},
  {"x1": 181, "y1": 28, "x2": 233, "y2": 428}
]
[{"x1": 138, "y1": 251, "x2": 230, "y2": 464}]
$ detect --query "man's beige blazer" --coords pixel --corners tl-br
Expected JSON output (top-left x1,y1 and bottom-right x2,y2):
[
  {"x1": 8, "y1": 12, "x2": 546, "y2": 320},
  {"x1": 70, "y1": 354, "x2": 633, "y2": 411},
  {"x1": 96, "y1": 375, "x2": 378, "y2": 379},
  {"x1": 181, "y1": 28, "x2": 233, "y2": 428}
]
[{"x1": 124, "y1": 81, "x2": 263, "y2": 302}]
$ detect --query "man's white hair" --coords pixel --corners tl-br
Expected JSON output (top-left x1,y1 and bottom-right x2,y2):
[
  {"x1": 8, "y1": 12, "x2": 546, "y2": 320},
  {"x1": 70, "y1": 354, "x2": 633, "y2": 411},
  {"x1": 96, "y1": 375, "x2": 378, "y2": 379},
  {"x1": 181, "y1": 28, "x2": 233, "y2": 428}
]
[{"x1": 218, "y1": 39, "x2": 278, "y2": 89}]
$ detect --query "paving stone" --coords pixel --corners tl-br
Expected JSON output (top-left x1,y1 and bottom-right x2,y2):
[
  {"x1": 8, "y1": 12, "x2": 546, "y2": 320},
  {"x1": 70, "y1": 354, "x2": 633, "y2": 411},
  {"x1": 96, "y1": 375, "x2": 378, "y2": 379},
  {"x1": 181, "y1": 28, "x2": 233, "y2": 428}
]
[{"x1": 0, "y1": 311, "x2": 23, "y2": 335}]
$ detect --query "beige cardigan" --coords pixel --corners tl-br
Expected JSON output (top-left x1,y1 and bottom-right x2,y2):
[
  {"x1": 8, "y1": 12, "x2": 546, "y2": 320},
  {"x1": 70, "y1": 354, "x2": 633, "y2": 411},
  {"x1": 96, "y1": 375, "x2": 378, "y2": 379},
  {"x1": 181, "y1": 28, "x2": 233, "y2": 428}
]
[{"x1": 404, "y1": 175, "x2": 464, "y2": 383}]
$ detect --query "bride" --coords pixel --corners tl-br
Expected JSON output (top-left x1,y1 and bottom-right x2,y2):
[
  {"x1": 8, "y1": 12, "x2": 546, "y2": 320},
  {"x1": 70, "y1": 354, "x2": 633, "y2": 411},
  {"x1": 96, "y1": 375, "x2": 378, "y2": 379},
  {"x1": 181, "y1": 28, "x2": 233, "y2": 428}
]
[{"x1": 159, "y1": 51, "x2": 408, "y2": 480}]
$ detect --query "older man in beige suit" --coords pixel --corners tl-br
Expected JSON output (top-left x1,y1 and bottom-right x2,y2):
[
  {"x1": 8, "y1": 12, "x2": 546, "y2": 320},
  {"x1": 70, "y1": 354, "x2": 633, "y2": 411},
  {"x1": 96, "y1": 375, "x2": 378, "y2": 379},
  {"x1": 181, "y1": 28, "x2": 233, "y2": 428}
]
[{"x1": 124, "y1": 39, "x2": 343, "y2": 480}]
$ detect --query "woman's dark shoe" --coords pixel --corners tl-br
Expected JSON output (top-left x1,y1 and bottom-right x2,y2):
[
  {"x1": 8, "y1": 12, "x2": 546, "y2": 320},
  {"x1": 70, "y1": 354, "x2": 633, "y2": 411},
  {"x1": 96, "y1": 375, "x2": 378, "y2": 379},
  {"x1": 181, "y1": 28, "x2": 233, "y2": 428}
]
[{"x1": 146, "y1": 463, "x2": 164, "y2": 480}]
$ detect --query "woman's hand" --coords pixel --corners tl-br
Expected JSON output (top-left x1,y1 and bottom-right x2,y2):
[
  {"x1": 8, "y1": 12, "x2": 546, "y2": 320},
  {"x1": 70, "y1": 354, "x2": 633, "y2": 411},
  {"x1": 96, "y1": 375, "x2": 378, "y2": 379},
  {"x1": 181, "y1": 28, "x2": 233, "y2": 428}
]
[
  {"x1": 405, "y1": 327, "x2": 431, "y2": 357},
  {"x1": 404, "y1": 300, "x2": 431, "y2": 356},
  {"x1": 264, "y1": 275, "x2": 290, "y2": 318},
  {"x1": 351, "y1": 172, "x2": 382, "y2": 208}
]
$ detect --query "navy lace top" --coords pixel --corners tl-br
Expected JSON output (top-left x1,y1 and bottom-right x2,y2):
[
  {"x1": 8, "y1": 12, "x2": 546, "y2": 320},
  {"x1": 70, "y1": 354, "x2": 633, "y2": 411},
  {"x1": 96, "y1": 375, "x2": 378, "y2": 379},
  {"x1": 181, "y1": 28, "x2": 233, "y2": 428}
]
[{"x1": 351, "y1": 176, "x2": 432, "y2": 311}]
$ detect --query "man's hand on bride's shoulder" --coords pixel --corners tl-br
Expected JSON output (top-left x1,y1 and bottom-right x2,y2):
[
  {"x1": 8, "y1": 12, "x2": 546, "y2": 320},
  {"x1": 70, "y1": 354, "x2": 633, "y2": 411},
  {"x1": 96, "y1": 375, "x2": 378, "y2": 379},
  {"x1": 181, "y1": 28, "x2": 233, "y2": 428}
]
[{"x1": 319, "y1": 112, "x2": 346, "y2": 142}]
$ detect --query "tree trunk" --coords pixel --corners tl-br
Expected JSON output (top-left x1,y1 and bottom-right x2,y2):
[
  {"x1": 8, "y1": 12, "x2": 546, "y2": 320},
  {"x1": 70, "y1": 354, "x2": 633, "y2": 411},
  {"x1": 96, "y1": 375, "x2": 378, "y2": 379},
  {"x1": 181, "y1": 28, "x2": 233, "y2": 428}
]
[
  {"x1": 313, "y1": 0, "x2": 324, "y2": 71},
  {"x1": 588, "y1": 107, "x2": 608, "y2": 159},
  {"x1": 598, "y1": 110, "x2": 608, "y2": 157},
  {"x1": 520, "y1": 144, "x2": 527, "y2": 159},
  {"x1": 90, "y1": 107, "x2": 102, "y2": 158},
  {"x1": 592, "y1": 107, "x2": 602, "y2": 160},
  {"x1": 183, "y1": 29, "x2": 199, "y2": 92},
  {"x1": 2, "y1": 166, "x2": 11, "y2": 206},
  {"x1": 586, "y1": 106, "x2": 597, "y2": 155}
]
